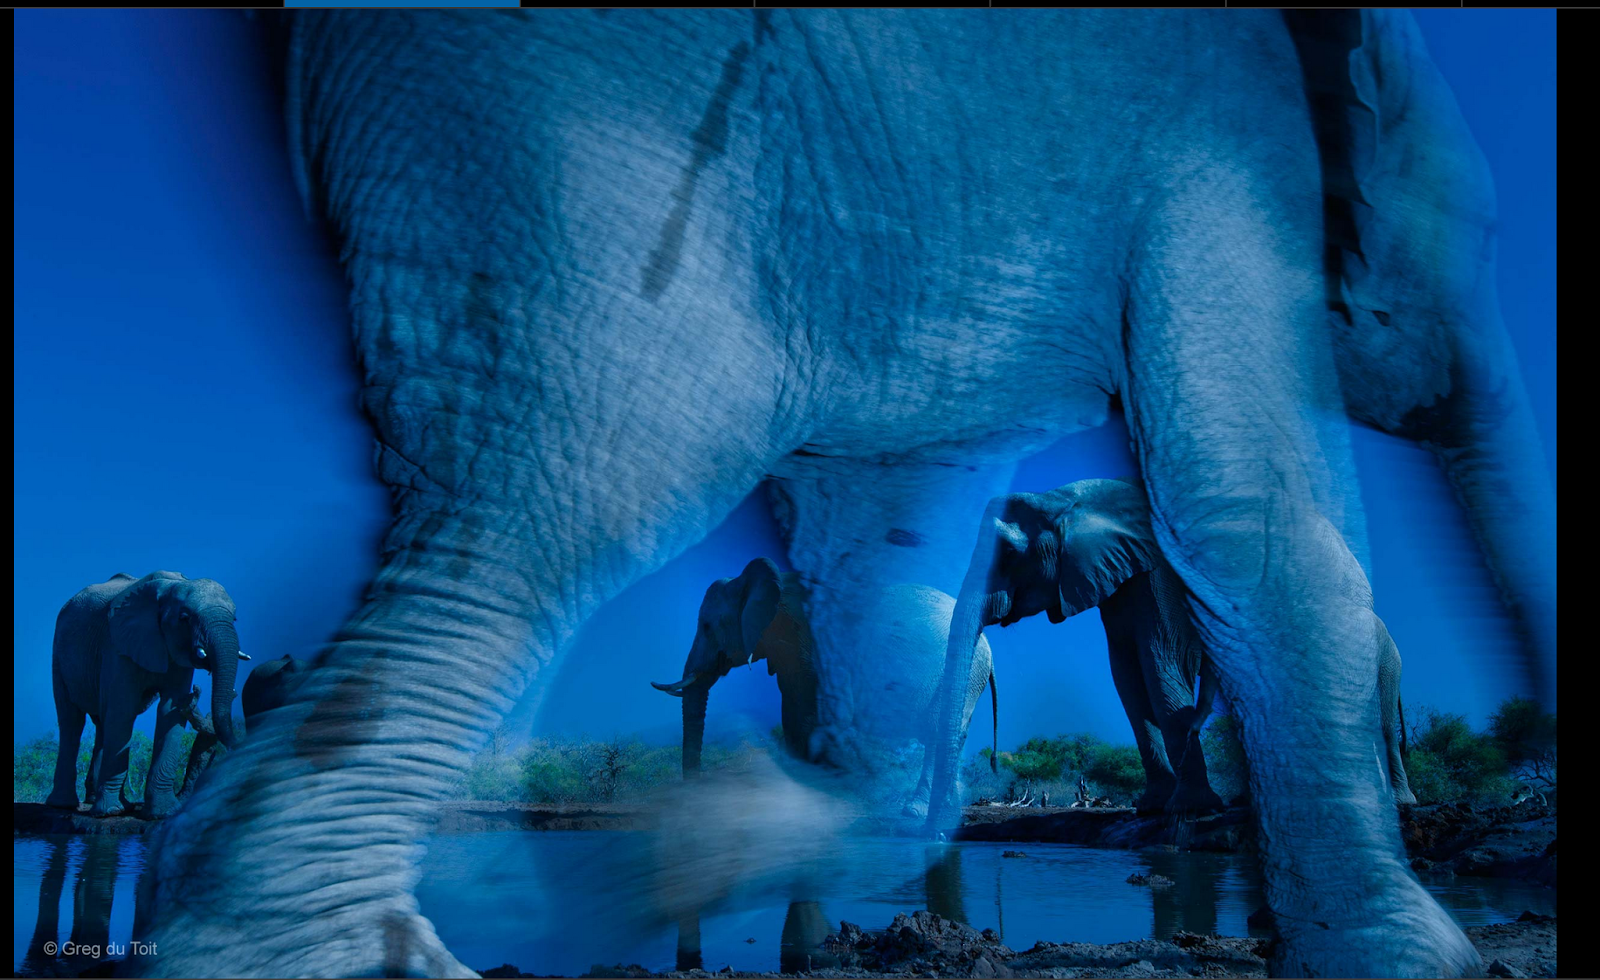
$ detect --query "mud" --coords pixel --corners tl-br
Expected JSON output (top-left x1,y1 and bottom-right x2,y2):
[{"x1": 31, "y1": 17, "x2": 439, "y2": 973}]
[{"x1": 488, "y1": 910, "x2": 1556, "y2": 978}]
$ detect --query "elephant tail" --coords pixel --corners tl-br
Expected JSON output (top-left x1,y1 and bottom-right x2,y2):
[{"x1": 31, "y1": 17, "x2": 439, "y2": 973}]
[
  {"x1": 1398, "y1": 694, "x2": 1408, "y2": 758},
  {"x1": 989, "y1": 668, "x2": 999, "y2": 774}
]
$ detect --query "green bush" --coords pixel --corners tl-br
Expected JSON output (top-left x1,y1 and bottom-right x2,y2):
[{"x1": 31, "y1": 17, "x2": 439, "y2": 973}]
[
  {"x1": 13, "y1": 731, "x2": 154, "y2": 804},
  {"x1": 961, "y1": 733, "x2": 1148, "y2": 806},
  {"x1": 1487, "y1": 696, "x2": 1557, "y2": 794},
  {"x1": 1404, "y1": 706, "x2": 1512, "y2": 805},
  {"x1": 451, "y1": 735, "x2": 775, "y2": 804}
]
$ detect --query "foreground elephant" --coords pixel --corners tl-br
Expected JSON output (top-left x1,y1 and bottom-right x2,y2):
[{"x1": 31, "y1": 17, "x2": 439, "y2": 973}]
[
  {"x1": 946, "y1": 478, "x2": 1419, "y2": 815},
  {"x1": 47, "y1": 571, "x2": 245, "y2": 818},
  {"x1": 136, "y1": 10, "x2": 1552, "y2": 977},
  {"x1": 651, "y1": 559, "x2": 996, "y2": 796}
]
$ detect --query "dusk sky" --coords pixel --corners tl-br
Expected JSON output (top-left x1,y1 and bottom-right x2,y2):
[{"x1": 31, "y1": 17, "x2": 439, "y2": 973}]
[{"x1": 14, "y1": 11, "x2": 1555, "y2": 755}]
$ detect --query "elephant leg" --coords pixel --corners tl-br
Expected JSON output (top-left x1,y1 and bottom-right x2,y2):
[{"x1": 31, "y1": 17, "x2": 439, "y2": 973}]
[
  {"x1": 180, "y1": 730, "x2": 219, "y2": 799},
  {"x1": 1102, "y1": 618, "x2": 1174, "y2": 814},
  {"x1": 768, "y1": 453, "x2": 1017, "y2": 811},
  {"x1": 48, "y1": 677, "x2": 85, "y2": 809},
  {"x1": 135, "y1": 295, "x2": 791, "y2": 974},
  {"x1": 675, "y1": 911, "x2": 703, "y2": 973},
  {"x1": 1143, "y1": 662, "x2": 1223, "y2": 815},
  {"x1": 141, "y1": 696, "x2": 188, "y2": 818},
  {"x1": 84, "y1": 721, "x2": 103, "y2": 808},
  {"x1": 780, "y1": 901, "x2": 836, "y2": 974},
  {"x1": 1123, "y1": 166, "x2": 1477, "y2": 977},
  {"x1": 89, "y1": 705, "x2": 137, "y2": 817},
  {"x1": 1377, "y1": 621, "x2": 1417, "y2": 805}
]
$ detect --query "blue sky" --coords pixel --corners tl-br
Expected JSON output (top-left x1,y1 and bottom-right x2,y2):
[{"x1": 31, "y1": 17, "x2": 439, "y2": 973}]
[{"x1": 13, "y1": 11, "x2": 1554, "y2": 754}]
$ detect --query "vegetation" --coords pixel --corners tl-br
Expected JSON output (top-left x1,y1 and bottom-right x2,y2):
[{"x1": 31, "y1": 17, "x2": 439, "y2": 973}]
[
  {"x1": 13, "y1": 730, "x2": 175, "y2": 804},
  {"x1": 14, "y1": 698, "x2": 1553, "y2": 809},
  {"x1": 450, "y1": 730, "x2": 777, "y2": 804},
  {"x1": 962, "y1": 732, "x2": 1146, "y2": 805},
  {"x1": 1404, "y1": 698, "x2": 1558, "y2": 805}
]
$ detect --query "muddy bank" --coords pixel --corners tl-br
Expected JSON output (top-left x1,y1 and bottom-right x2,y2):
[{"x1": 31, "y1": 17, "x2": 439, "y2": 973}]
[
  {"x1": 954, "y1": 805, "x2": 1251, "y2": 853},
  {"x1": 1403, "y1": 801, "x2": 1557, "y2": 887},
  {"x1": 11, "y1": 803, "x2": 154, "y2": 836},
  {"x1": 485, "y1": 910, "x2": 1557, "y2": 979},
  {"x1": 13, "y1": 799, "x2": 1557, "y2": 889}
]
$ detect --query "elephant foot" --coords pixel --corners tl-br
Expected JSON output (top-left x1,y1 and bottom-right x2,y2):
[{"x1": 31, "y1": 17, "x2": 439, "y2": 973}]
[
  {"x1": 45, "y1": 790, "x2": 81, "y2": 810},
  {"x1": 1392, "y1": 786, "x2": 1419, "y2": 806},
  {"x1": 141, "y1": 797, "x2": 181, "y2": 820},
  {"x1": 1269, "y1": 875, "x2": 1481, "y2": 978},
  {"x1": 1134, "y1": 789, "x2": 1173, "y2": 816},
  {"x1": 89, "y1": 802, "x2": 129, "y2": 818},
  {"x1": 1165, "y1": 784, "x2": 1226, "y2": 816}
]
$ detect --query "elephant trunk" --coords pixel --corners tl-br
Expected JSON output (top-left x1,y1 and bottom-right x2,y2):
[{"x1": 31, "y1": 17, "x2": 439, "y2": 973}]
[
  {"x1": 681, "y1": 682, "x2": 710, "y2": 777},
  {"x1": 925, "y1": 559, "x2": 1006, "y2": 834},
  {"x1": 204, "y1": 618, "x2": 241, "y2": 749},
  {"x1": 1422, "y1": 327, "x2": 1556, "y2": 704}
]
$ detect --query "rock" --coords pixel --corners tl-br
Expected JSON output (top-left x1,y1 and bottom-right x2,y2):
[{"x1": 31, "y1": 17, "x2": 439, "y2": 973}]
[
  {"x1": 1517, "y1": 911, "x2": 1555, "y2": 924},
  {"x1": 1125, "y1": 872, "x2": 1174, "y2": 887},
  {"x1": 1001, "y1": 850, "x2": 1027, "y2": 858},
  {"x1": 1487, "y1": 959, "x2": 1530, "y2": 978},
  {"x1": 1247, "y1": 904, "x2": 1275, "y2": 931}
]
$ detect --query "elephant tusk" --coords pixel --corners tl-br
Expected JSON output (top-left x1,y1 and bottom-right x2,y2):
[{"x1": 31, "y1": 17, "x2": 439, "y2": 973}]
[
  {"x1": 195, "y1": 646, "x2": 207, "y2": 660},
  {"x1": 237, "y1": 651, "x2": 251, "y2": 661},
  {"x1": 651, "y1": 673, "x2": 698, "y2": 696}
]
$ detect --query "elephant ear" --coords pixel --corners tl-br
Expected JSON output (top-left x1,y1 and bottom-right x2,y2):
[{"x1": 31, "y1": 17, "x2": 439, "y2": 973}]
[
  {"x1": 1054, "y1": 479, "x2": 1159, "y2": 616},
  {"x1": 738, "y1": 558, "x2": 783, "y2": 663},
  {"x1": 108, "y1": 573, "x2": 181, "y2": 673}
]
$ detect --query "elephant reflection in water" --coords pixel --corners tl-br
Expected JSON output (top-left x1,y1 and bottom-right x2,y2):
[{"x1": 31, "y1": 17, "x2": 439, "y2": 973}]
[
  {"x1": 674, "y1": 847, "x2": 968, "y2": 973},
  {"x1": 20, "y1": 836, "x2": 138, "y2": 977},
  {"x1": 673, "y1": 899, "x2": 840, "y2": 974},
  {"x1": 1139, "y1": 850, "x2": 1221, "y2": 940}
]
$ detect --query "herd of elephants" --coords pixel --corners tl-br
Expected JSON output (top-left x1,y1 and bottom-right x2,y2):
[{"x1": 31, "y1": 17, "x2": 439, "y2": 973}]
[{"x1": 35, "y1": 8, "x2": 1554, "y2": 979}]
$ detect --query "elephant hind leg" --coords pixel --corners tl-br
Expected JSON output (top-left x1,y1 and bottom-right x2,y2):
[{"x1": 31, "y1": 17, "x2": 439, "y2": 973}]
[
  {"x1": 47, "y1": 679, "x2": 85, "y2": 810},
  {"x1": 1122, "y1": 168, "x2": 1477, "y2": 976}
]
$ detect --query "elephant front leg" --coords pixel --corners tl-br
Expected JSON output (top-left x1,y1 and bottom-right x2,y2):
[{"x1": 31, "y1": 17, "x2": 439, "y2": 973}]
[
  {"x1": 88, "y1": 707, "x2": 137, "y2": 817},
  {"x1": 1101, "y1": 617, "x2": 1175, "y2": 814},
  {"x1": 1124, "y1": 171, "x2": 1478, "y2": 977},
  {"x1": 141, "y1": 696, "x2": 189, "y2": 818}
]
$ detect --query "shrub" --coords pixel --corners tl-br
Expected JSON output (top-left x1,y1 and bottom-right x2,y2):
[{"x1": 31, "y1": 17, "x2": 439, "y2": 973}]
[
  {"x1": 13, "y1": 731, "x2": 154, "y2": 804},
  {"x1": 1487, "y1": 696, "x2": 1557, "y2": 794},
  {"x1": 449, "y1": 734, "x2": 774, "y2": 804},
  {"x1": 1405, "y1": 707, "x2": 1511, "y2": 805}
]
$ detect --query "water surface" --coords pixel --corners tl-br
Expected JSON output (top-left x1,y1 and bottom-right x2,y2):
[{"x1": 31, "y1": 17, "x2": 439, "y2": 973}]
[{"x1": 14, "y1": 832, "x2": 1557, "y2": 976}]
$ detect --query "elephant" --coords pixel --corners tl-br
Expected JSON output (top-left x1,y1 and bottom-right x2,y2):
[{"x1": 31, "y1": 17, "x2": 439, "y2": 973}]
[
  {"x1": 47, "y1": 571, "x2": 245, "y2": 818},
  {"x1": 946, "y1": 478, "x2": 1419, "y2": 815},
  {"x1": 240, "y1": 653, "x2": 310, "y2": 732},
  {"x1": 135, "y1": 10, "x2": 1553, "y2": 978},
  {"x1": 948, "y1": 478, "x2": 1224, "y2": 815},
  {"x1": 651, "y1": 558, "x2": 997, "y2": 798}
]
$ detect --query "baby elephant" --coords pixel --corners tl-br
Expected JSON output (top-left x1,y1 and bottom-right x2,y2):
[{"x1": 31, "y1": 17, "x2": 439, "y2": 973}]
[
  {"x1": 947, "y1": 479, "x2": 1416, "y2": 813},
  {"x1": 48, "y1": 571, "x2": 247, "y2": 817},
  {"x1": 241, "y1": 653, "x2": 310, "y2": 733},
  {"x1": 652, "y1": 558, "x2": 996, "y2": 806}
]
